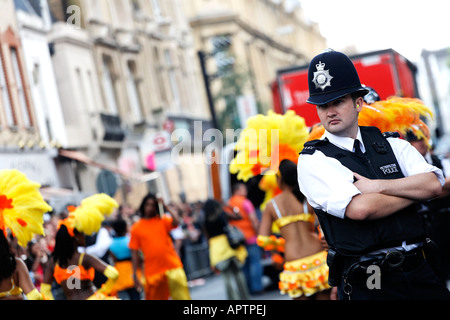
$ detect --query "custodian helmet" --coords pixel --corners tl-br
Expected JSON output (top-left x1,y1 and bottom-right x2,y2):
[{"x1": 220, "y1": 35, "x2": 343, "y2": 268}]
[{"x1": 306, "y1": 49, "x2": 369, "y2": 106}]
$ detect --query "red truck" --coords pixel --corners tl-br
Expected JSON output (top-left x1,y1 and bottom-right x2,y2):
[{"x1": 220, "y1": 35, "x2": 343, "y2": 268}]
[{"x1": 271, "y1": 48, "x2": 419, "y2": 127}]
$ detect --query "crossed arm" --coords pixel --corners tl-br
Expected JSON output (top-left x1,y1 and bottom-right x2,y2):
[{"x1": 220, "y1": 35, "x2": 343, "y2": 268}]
[{"x1": 346, "y1": 172, "x2": 442, "y2": 221}]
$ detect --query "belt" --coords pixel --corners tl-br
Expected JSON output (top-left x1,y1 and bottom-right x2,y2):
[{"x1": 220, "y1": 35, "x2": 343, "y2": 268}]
[
  {"x1": 341, "y1": 247, "x2": 427, "y2": 298},
  {"x1": 343, "y1": 246, "x2": 426, "y2": 281}
]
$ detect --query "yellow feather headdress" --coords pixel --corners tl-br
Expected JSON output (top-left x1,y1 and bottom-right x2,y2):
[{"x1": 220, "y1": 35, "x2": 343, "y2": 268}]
[
  {"x1": 58, "y1": 193, "x2": 118, "y2": 236},
  {"x1": 0, "y1": 169, "x2": 52, "y2": 247},
  {"x1": 229, "y1": 110, "x2": 309, "y2": 182},
  {"x1": 229, "y1": 110, "x2": 309, "y2": 210}
]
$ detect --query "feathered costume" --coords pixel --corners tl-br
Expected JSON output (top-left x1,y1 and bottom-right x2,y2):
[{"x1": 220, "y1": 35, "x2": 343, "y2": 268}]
[
  {"x1": 229, "y1": 110, "x2": 309, "y2": 209},
  {"x1": 0, "y1": 169, "x2": 52, "y2": 300},
  {"x1": 41, "y1": 193, "x2": 120, "y2": 300},
  {"x1": 57, "y1": 193, "x2": 119, "y2": 237},
  {"x1": 230, "y1": 110, "x2": 309, "y2": 181},
  {"x1": 229, "y1": 110, "x2": 310, "y2": 233},
  {"x1": 0, "y1": 169, "x2": 52, "y2": 248}
]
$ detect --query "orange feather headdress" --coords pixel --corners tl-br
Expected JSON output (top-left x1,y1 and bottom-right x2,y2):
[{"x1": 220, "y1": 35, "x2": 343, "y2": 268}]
[{"x1": 307, "y1": 97, "x2": 433, "y2": 145}]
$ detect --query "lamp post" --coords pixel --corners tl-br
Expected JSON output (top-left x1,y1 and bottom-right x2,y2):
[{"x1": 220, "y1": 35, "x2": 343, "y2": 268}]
[
  {"x1": 198, "y1": 35, "x2": 234, "y2": 201},
  {"x1": 198, "y1": 50, "x2": 219, "y2": 130},
  {"x1": 197, "y1": 35, "x2": 234, "y2": 130}
]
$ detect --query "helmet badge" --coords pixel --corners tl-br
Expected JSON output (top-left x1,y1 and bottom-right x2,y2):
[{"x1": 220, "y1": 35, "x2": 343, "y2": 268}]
[{"x1": 312, "y1": 61, "x2": 333, "y2": 91}]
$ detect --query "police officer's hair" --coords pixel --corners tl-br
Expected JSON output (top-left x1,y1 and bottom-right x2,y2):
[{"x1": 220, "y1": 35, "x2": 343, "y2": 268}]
[{"x1": 351, "y1": 92, "x2": 366, "y2": 103}]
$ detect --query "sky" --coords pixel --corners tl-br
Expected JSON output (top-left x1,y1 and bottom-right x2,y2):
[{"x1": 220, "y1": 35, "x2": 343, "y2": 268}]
[{"x1": 299, "y1": 0, "x2": 450, "y2": 63}]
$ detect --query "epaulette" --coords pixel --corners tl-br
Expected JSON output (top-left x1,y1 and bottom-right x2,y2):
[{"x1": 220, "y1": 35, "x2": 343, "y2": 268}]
[
  {"x1": 300, "y1": 139, "x2": 325, "y2": 155},
  {"x1": 382, "y1": 131, "x2": 400, "y2": 139}
]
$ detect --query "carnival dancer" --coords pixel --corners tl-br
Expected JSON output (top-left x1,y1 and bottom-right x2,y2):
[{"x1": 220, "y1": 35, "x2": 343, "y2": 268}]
[
  {"x1": 258, "y1": 159, "x2": 331, "y2": 299},
  {"x1": 229, "y1": 109, "x2": 329, "y2": 299},
  {"x1": 40, "y1": 193, "x2": 120, "y2": 300},
  {"x1": 0, "y1": 169, "x2": 52, "y2": 300},
  {"x1": 129, "y1": 193, "x2": 191, "y2": 300}
]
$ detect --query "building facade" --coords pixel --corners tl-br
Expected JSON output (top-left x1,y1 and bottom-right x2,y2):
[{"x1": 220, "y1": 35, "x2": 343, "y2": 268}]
[
  {"x1": 182, "y1": 0, "x2": 326, "y2": 130},
  {"x1": 45, "y1": 0, "x2": 213, "y2": 206}
]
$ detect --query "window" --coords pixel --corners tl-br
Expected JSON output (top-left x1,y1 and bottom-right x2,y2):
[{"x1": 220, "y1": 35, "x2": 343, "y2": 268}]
[
  {"x1": 74, "y1": 68, "x2": 86, "y2": 125},
  {"x1": 126, "y1": 60, "x2": 143, "y2": 123},
  {"x1": 0, "y1": 52, "x2": 14, "y2": 127},
  {"x1": 164, "y1": 49, "x2": 180, "y2": 112},
  {"x1": 153, "y1": 47, "x2": 167, "y2": 102},
  {"x1": 11, "y1": 48, "x2": 32, "y2": 127},
  {"x1": 102, "y1": 55, "x2": 119, "y2": 115},
  {"x1": 131, "y1": 0, "x2": 142, "y2": 15},
  {"x1": 150, "y1": 0, "x2": 161, "y2": 17}
]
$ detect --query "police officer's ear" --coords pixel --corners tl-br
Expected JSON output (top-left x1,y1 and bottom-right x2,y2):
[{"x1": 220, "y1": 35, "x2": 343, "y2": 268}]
[{"x1": 355, "y1": 97, "x2": 364, "y2": 111}]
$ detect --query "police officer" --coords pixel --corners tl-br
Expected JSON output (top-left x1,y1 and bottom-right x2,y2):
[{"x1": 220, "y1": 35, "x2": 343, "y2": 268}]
[{"x1": 297, "y1": 49, "x2": 450, "y2": 300}]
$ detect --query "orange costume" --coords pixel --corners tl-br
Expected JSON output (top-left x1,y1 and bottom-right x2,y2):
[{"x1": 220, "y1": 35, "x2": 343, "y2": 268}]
[
  {"x1": 50, "y1": 253, "x2": 118, "y2": 300},
  {"x1": 129, "y1": 214, "x2": 190, "y2": 300},
  {"x1": 53, "y1": 253, "x2": 95, "y2": 284}
]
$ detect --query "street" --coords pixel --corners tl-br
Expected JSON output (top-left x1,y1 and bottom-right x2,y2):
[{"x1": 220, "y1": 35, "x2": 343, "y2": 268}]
[
  {"x1": 189, "y1": 273, "x2": 290, "y2": 301},
  {"x1": 188, "y1": 270, "x2": 450, "y2": 301}
]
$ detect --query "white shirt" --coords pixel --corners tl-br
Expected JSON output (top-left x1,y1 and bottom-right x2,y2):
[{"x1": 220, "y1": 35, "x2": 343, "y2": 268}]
[{"x1": 298, "y1": 128, "x2": 445, "y2": 220}]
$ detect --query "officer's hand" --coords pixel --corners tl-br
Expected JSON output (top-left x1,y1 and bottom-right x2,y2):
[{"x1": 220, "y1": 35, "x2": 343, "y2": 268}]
[{"x1": 353, "y1": 172, "x2": 381, "y2": 194}]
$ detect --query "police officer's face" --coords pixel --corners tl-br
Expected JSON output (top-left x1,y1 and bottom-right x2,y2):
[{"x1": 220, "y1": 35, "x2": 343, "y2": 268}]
[{"x1": 316, "y1": 95, "x2": 363, "y2": 138}]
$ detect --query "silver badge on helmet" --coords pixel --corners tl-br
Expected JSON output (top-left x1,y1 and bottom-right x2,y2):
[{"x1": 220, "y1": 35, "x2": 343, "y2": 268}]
[{"x1": 312, "y1": 61, "x2": 333, "y2": 91}]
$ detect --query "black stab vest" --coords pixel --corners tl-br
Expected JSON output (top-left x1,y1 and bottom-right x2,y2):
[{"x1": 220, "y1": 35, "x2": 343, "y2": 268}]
[{"x1": 301, "y1": 126, "x2": 426, "y2": 256}]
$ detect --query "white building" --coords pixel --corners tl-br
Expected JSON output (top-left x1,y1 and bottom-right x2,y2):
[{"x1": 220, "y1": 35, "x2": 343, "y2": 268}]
[{"x1": 418, "y1": 47, "x2": 450, "y2": 155}]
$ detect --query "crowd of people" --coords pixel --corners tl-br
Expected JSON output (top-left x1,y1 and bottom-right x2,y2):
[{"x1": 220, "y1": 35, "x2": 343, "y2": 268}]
[{"x1": 1, "y1": 185, "x2": 278, "y2": 300}]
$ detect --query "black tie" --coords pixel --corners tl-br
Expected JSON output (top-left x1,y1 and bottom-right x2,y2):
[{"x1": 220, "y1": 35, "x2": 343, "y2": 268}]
[{"x1": 353, "y1": 139, "x2": 364, "y2": 156}]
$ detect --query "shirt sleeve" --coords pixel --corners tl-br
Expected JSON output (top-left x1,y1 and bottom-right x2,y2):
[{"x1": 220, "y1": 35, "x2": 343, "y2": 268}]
[
  {"x1": 388, "y1": 137, "x2": 445, "y2": 186},
  {"x1": 84, "y1": 227, "x2": 113, "y2": 257},
  {"x1": 297, "y1": 151, "x2": 361, "y2": 219}
]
